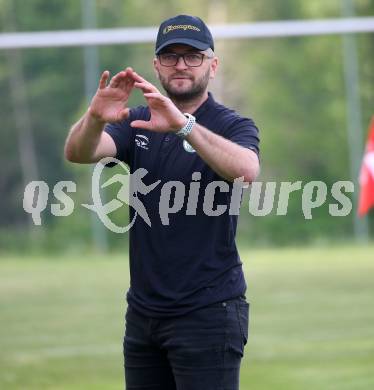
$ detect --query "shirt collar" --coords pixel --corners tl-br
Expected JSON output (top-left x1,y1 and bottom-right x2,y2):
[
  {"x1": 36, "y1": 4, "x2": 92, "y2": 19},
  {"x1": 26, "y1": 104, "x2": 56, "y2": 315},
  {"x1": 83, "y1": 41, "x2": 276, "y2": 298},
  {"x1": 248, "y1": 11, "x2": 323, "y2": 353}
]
[{"x1": 192, "y1": 92, "x2": 215, "y2": 119}]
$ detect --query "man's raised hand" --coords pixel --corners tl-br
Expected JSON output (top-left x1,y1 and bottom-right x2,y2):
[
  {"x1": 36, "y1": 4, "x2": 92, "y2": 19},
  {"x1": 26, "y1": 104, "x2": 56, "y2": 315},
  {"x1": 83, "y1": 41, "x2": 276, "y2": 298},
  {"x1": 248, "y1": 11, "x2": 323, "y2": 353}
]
[
  {"x1": 130, "y1": 72, "x2": 187, "y2": 132},
  {"x1": 88, "y1": 68, "x2": 135, "y2": 123}
]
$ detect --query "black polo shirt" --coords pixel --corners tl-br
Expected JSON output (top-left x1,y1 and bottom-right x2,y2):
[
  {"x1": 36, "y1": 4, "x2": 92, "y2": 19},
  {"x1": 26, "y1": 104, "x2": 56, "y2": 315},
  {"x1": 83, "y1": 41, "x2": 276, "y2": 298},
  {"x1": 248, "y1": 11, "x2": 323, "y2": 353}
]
[{"x1": 105, "y1": 93, "x2": 260, "y2": 317}]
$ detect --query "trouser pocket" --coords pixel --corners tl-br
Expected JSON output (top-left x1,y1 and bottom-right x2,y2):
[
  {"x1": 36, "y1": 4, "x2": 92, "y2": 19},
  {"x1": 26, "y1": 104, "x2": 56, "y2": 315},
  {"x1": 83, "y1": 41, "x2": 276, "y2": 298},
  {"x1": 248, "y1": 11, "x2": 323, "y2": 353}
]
[{"x1": 236, "y1": 299, "x2": 250, "y2": 346}]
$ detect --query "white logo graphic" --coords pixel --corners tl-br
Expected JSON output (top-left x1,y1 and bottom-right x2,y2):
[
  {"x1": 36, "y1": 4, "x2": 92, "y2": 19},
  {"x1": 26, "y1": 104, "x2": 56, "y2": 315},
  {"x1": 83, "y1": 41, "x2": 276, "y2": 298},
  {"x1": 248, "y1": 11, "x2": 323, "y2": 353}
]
[
  {"x1": 183, "y1": 139, "x2": 196, "y2": 153},
  {"x1": 82, "y1": 157, "x2": 160, "y2": 233},
  {"x1": 22, "y1": 167, "x2": 355, "y2": 228},
  {"x1": 135, "y1": 134, "x2": 149, "y2": 150}
]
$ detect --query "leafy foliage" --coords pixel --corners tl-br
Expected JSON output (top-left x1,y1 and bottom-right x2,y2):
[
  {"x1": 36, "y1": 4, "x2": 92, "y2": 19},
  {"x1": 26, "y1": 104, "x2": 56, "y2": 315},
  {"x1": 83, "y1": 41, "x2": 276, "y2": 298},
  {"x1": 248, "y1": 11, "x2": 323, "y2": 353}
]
[{"x1": 0, "y1": 0, "x2": 373, "y2": 253}]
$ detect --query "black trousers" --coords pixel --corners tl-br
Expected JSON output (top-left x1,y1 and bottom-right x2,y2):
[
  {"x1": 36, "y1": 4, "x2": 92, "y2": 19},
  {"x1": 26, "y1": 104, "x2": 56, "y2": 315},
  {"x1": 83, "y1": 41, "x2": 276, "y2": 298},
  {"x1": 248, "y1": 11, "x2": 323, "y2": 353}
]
[{"x1": 123, "y1": 297, "x2": 249, "y2": 390}]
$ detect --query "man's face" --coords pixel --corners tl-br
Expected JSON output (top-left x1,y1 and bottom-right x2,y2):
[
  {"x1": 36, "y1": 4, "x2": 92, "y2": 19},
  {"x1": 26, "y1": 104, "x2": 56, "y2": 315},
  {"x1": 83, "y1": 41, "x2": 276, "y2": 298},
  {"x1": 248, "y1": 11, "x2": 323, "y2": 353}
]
[{"x1": 154, "y1": 44, "x2": 218, "y2": 102}]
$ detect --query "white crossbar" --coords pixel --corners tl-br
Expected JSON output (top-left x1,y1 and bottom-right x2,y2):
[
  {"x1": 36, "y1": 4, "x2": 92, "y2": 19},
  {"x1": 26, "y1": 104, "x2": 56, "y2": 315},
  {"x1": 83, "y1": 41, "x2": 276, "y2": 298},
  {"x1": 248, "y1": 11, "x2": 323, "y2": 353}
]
[{"x1": 0, "y1": 17, "x2": 374, "y2": 49}]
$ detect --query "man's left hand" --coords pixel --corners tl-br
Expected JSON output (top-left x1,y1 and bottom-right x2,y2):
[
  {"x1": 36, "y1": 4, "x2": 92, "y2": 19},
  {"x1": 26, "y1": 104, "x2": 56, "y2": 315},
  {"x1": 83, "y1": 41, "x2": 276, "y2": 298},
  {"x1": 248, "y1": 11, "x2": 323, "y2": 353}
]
[{"x1": 130, "y1": 72, "x2": 187, "y2": 133}]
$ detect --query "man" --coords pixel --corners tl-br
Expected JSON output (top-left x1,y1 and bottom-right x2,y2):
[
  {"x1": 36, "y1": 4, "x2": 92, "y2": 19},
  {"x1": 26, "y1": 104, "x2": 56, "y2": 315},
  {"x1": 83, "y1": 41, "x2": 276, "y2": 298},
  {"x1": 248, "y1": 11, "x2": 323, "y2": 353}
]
[{"x1": 65, "y1": 14, "x2": 260, "y2": 390}]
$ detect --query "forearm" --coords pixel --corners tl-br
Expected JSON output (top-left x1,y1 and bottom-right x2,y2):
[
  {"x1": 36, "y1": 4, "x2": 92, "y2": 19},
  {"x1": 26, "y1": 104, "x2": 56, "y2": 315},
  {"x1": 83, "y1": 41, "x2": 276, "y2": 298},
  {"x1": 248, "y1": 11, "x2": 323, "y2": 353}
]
[
  {"x1": 186, "y1": 124, "x2": 259, "y2": 183},
  {"x1": 64, "y1": 109, "x2": 106, "y2": 163}
]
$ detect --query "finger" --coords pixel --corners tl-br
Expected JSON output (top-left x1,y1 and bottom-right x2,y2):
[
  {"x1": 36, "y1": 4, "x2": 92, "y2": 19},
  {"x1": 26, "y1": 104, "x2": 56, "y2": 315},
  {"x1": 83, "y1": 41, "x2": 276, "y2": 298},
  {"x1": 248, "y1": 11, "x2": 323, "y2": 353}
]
[
  {"x1": 130, "y1": 120, "x2": 152, "y2": 130},
  {"x1": 130, "y1": 69, "x2": 161, "y2": 92},
  {"x1": 118, "y1": 74, "x2": 135, "y2": 92},
  {"x1": 143, "y1": 92, "x2": 164, "y2": 99},
  {"x1": 128, "y1": 69, "x2": 146, "y2": 82},
  {"x1": 134, "y1": 82, "x2": 159, "y2": 94},
  {"x1": 130, "y1": 70, "x2": 158, "y2": 89},
  {"x1": 133, "y1": 82, "x2": 148, "y2": 93},
  {"x1": 111, "y1": 67, "x2": 135, "y2": 91},
  {"x1": 143, "y1": 93, "x2": 169, "y2": 106},
  {"x1": 98, "y1": 70, "x2": 110, "y2": 89},
  {"x1": 109, "y1": 71, "x2": 127, "y2": 88},
  {"x1": 118, "y1": 108, "x2": 130, "y2": 121}
]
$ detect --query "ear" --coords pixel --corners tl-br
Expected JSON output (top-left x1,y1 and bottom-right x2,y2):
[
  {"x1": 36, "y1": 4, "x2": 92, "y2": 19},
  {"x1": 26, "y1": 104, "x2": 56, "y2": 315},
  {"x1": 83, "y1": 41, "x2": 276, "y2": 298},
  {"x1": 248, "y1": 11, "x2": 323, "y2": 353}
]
[
  {"x1": 209, "y1": 57, "x2": 219, "y2": 79},
  {"x1": 153, "y1": 58, "x2": 160, "y2": 79}
]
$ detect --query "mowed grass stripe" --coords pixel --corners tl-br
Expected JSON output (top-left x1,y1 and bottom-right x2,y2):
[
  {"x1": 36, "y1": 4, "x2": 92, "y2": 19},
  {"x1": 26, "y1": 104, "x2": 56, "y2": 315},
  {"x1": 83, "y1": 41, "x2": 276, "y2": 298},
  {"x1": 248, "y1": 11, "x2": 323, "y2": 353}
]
[{"x1": 0, "y1": 245, "x2": 373, "y2": 389}]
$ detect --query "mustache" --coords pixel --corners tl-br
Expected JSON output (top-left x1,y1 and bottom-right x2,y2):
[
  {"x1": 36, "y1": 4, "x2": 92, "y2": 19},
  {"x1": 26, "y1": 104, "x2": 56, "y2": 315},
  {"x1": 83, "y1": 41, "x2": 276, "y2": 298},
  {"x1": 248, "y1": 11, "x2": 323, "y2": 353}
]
[{"x1": 169, "y1": 73, "x2": 193, "y2": 79}]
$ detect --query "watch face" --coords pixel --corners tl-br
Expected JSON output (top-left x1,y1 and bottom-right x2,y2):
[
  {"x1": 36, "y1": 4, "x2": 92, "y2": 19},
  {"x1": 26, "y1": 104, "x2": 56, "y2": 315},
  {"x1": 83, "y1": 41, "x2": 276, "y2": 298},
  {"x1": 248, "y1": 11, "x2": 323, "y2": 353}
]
[{"x1": 183, "y1": 139, "x2": 196, "y2": 153}]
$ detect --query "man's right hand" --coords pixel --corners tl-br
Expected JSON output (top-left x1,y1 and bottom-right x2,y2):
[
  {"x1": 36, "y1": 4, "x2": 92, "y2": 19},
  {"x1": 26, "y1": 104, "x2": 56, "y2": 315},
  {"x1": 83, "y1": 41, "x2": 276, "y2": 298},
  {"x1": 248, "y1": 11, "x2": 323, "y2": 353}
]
[
  {"x1": 88, "y1": 67, "x2": 136, "y2": 123},
  {"x1": 65, "y1": 68, "x2": 136, "y2": 163}
]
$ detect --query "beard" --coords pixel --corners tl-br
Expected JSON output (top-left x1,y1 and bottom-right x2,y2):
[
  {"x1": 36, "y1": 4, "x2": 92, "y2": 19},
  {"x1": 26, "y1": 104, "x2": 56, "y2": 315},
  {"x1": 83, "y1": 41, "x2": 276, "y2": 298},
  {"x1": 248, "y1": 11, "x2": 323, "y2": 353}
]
[{"x1": 157, "y1": 67, "x2": 211, "y2": 103}]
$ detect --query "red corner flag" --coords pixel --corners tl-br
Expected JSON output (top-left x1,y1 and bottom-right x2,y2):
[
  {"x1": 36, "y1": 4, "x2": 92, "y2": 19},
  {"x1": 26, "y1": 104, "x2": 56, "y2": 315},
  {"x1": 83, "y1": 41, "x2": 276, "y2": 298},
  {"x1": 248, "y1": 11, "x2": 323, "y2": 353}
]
[{"x1": 358, "y1": 117, "x2": 374, "y2": 217}]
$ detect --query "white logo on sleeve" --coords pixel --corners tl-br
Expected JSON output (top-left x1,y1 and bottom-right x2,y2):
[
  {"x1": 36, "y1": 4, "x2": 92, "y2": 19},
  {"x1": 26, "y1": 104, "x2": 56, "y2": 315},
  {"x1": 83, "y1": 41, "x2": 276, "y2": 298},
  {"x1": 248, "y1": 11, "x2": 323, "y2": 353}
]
[{"x1": 135, "y1": 134, "x2": 149, "y2": 150}]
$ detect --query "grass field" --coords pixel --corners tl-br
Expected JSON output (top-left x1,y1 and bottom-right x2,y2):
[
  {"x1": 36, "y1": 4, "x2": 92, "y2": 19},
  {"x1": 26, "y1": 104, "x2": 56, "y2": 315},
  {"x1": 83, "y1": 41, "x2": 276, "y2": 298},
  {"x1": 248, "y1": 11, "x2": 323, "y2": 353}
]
[{"x1": 0, "y1": 245, "x2": 373, "y2": 389}]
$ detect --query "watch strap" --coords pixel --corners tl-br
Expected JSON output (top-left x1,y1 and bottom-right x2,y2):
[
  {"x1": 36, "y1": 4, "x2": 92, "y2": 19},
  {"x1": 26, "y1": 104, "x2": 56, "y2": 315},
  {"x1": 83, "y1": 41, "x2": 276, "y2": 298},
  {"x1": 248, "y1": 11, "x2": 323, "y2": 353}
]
[{"x1": 176, "y1": 113, "x2": 196, "y2": 138}]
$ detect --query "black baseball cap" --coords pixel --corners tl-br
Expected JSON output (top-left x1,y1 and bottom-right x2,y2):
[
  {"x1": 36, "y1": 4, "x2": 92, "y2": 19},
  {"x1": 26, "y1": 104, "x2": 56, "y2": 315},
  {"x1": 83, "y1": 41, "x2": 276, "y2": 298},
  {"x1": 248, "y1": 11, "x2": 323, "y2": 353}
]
[{"x1": 155, "y1": 14, "x2": 214, "y2": 54}]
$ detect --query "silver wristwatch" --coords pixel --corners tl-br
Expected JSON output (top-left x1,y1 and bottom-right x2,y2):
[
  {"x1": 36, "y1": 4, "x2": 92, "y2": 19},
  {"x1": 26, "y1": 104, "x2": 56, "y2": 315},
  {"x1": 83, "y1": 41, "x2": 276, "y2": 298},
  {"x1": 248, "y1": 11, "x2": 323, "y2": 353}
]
[{"x1": 176, "y1": 113, "x2": 196, "y2": 138}]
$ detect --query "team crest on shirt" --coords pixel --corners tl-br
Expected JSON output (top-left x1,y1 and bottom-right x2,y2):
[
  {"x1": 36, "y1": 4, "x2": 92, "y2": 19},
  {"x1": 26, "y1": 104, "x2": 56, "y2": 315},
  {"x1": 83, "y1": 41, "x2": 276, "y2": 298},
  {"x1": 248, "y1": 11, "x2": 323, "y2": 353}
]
[
  {"x1": 135, "y1": 134, "x2": 149, "y2": 150},
  {"x1": 183, "y1": 140, "x2": 196, "y2": 153}
]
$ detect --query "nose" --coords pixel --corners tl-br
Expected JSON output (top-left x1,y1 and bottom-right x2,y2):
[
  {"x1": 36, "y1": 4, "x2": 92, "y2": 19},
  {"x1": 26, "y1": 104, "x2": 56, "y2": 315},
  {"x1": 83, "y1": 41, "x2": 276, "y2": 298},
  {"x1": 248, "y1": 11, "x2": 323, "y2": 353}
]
[{"x1": 175, "y1": 55, "x2": 188, "y2": 70}]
